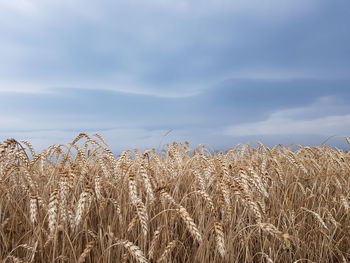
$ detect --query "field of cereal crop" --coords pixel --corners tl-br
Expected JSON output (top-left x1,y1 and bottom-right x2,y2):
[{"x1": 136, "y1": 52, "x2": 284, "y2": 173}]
[{"x1": 1, "y1": 133, "x2": 350, "y2": 262}]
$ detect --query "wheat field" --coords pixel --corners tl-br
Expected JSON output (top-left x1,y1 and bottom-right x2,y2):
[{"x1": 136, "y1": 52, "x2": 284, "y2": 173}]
[{"x1": 0, "y1": 133, "x2": 349, "y2": 263}]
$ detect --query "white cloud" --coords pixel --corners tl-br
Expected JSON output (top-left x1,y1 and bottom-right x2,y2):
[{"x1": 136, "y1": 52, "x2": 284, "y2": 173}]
[
  {"x1": 224, "y1": 96, "x2": 350, "y2": 137},
  {"x1": 0, "y1": 1, "x2": 41, "y2": 17},
  {"x1": 0, "y1": 80, "x2": 200, "y2": 98},
  {"x1": 0, "y1": 82, "x2": 57, "y2": 94},
  {"x1": 225, "y1": 115, "x2": 350, "y2": 136}
]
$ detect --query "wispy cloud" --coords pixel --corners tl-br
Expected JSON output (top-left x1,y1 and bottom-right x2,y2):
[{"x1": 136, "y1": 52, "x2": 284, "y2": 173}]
[{"x1": 224, "y1": 96, "x2": 350, "y2": 137}]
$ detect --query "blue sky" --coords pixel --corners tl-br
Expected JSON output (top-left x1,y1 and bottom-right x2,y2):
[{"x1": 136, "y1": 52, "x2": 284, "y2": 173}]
[{"x1": 0, "y1": 0, "x2": 349, "y2": 152}]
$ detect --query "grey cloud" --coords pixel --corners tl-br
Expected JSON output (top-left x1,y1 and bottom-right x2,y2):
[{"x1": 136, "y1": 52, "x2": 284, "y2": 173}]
[
  {"x1": 1, "y1": 0, "x2": 347, "y2": 96},
  {"x1": 1, "y1": 80, "x2": 349, "y2": 152},
  {"x1": 1, "y1": 0, "x2": 350, "y2": 151}
]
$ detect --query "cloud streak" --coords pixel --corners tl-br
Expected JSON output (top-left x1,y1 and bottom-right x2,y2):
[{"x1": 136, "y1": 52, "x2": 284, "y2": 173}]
[{"x1": 225, "y1": 96, "x2": 350, "y2": 137}]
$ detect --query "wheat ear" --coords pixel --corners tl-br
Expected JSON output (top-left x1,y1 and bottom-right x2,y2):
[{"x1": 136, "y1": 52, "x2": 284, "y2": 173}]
[
  {"x1": 116, "y1": 240, "x2": 148, "y2": 263},
  {"x1": 214, "y1": 221, "x2": 225, "y2": 257},
  {"x1": 77, "y1": 241, "x2": 94, "y2": 263}
]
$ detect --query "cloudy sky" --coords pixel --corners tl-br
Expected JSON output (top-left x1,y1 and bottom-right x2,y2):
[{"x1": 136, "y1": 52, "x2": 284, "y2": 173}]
[{"x1": 0, "y1": 0, "x2": 349, "y2": 152}]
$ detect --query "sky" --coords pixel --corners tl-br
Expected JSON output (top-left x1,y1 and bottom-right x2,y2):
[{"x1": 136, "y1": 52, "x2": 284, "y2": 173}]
[{"x1": 0, "y1": 0, "x2": 350, "y2": 153}]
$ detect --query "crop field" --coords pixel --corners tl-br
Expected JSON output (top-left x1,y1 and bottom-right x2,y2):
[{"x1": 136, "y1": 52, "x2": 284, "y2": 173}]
[{"x1": 0, "y1": 133, "x2": 350, "y2": 263}]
